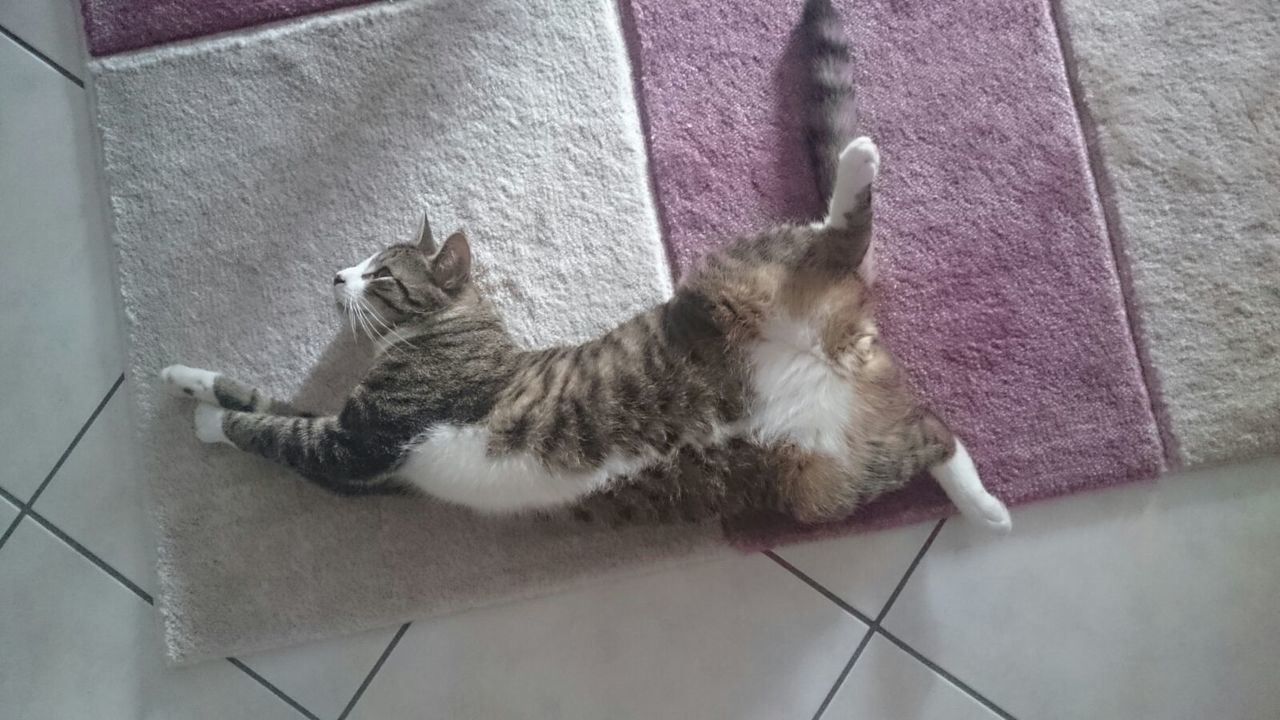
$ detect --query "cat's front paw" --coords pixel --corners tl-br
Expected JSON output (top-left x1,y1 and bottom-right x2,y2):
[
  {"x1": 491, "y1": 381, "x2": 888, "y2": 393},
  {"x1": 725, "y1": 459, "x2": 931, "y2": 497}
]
[
  {"x1": 161, "y1": 364, "x2": 219, "y2": 404},
  {"x1": 193, "y1": 403, "x2": 230, "y2": 445}
]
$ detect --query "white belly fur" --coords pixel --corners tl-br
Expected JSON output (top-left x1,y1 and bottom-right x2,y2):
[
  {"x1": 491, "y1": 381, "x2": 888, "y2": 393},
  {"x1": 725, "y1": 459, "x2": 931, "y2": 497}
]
[
  {"x1": 399, "y1": 314, "x2": 852, "y2": 514},
  {"x1": 744, "y1": 313, "x2": 853, "y2": 456},
  {"x1": 398, "y1": 424, "x2": 654, "y2": 513}
]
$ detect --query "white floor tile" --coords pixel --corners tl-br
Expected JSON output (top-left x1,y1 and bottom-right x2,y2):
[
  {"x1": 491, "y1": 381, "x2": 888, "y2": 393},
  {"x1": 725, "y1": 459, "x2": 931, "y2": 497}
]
[
  {"x1": 824, "y1": 634, "x2": 1000, "y2": 720},
  {"x1": 242, "y1": 627, "x2": 400, "y2": 720},
  {"x1": 0, "y1": 0, "x2": 85, "y2": 75},
  {"x1": 351, "y1": 553, "x2": 865, "y2": 720},
  {"x1": 884, "y1": 457, "x2": 1280, "y2": 720},
  {"x1": 0, "y1": 518, "x2": 306, "y2": 720},
  {"x1": 34, "y1": 390, "x2": 154, "y2": 593},
  {"x1": 0, "y1": 36, "x2": 121, "y2": 500},
  {"x1": 773, "y1": 520, "x2": 936, "y2": 618}
]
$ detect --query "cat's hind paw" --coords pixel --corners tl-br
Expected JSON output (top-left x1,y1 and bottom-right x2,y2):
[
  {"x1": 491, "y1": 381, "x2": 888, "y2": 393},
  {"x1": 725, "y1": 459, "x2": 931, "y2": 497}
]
[
  {"x1": 929, "y1": 439, "x2": 1012, "y2": 535},
  {"x1": 825, "y1": 137, "x2": 879, "y2": 230},
  {"x1": 837, "y1": 136, "x2": 879, "y2": 195},
  {"x1": 162, "y1": 364, "x2": 219, "y2": 404},
  {"x1": 193, "y1": 403, "x2": 230, "y2": 445},
  {"x1": 954, "y1": 488, "x2": 1013, "y2": 535}
]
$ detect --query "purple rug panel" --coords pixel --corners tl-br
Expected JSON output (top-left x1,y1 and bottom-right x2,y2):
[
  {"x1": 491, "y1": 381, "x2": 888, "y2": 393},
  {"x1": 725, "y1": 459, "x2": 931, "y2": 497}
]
[
  {"x1": 78, "y1": 0, "x2": 372, "y2": 55},
  {"x1": 623, "y1": 0, "x2": 1167, "y2": 544}
]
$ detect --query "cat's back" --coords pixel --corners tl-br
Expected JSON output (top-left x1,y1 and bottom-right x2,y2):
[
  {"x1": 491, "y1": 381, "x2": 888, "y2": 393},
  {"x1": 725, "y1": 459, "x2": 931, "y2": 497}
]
[
  {"x1": 484, "y1": 305, "x2": 746, "y2": 467},
  {"x1": 396, "y1": 303, "x2": 745, "y2": 512}
]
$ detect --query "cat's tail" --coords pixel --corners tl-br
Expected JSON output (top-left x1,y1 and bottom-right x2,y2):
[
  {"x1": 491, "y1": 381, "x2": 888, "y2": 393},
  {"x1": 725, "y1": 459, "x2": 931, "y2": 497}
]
[
  {"x1": 928, "y1": 439, "x2": 1013, "y2": 533},
  {"x1": 802, "y1": 0, "x2": 858, "y2": 200}
]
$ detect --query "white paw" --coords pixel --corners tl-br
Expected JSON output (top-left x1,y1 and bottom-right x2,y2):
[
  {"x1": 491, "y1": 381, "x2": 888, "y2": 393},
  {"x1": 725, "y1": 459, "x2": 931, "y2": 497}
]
[
  {"x1": 929, "y1": 440, "x2": 1011, "y2": 535},
  {"x1": 838, "y1": 136, "x2": 879, "y2": 193},
  {"x1": 161, "y1": 364, "x2": 219, "y2": 404},
  {"x1": 193, "y1": 403, "x2": 230, "y2": 445},
  {"x1": 960, "y1": 492, "x2": 1012, "y2": 534}
]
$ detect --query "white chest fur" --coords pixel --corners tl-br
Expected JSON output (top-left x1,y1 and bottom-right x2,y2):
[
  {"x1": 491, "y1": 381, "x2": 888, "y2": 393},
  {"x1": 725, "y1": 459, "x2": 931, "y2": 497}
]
[{"x1": 743, "y1": 313, "x2": 854, "y2": 457}]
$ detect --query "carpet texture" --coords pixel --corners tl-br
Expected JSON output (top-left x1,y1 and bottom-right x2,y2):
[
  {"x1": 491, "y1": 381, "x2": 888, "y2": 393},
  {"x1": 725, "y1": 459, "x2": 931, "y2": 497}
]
[
  {"x1": 89, "y1": 0, "x2": 716, "y2": 664},
  {"x1": 624, "y1": 0, "x2": 1167, "y2": 544},
  {"x1": 78, "y1": 0, "x2": 374, "y2": 55},
  {"x1": 1054, "y1": 0, "x2": 1280, "y2": 468}
]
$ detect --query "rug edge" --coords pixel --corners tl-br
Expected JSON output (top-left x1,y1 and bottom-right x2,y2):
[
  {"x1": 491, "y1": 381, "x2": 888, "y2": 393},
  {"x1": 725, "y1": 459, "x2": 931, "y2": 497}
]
[{"x1": 1045, "y1": 0, "x2": 1181, "y2": 470}]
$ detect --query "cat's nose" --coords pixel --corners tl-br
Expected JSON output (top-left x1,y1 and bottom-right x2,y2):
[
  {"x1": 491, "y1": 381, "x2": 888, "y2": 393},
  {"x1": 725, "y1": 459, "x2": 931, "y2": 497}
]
[{"x1": 333, "y1": 274, "x2": 345, "y2": 285}]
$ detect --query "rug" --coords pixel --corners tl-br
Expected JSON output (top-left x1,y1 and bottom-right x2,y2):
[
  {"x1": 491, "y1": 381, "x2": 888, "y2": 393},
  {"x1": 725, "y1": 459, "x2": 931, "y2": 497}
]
[{"x1": 81, "y1": 0, "x2": 1279, "y2": 662}]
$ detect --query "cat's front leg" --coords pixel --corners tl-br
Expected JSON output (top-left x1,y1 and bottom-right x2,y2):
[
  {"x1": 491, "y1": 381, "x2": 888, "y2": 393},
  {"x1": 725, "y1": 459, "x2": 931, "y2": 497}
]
[
  {"x1": 161, "y1": 364, "x2": 219, "y2": 403},
  {"x1": 193, "y1": 403, "x2": 233, "y2": 445},
  {"x1": 161, "y1": 364, "x2": 309, "y2": 415},
  {"x1": 191, "y1": 404, "x2": 402, "y2": 496}
]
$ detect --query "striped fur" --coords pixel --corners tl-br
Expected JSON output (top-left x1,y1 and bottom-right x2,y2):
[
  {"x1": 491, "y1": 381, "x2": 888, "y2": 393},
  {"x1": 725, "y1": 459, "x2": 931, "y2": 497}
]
[{"x1": 804, "y1": 0, "x2": 859, "y2": 200}]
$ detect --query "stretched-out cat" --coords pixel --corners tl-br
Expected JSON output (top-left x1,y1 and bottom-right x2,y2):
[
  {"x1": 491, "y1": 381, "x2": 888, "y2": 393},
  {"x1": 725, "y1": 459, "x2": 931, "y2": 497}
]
[{"x1": 161, "y1": 0, "x2": 1010, "y2": 532}]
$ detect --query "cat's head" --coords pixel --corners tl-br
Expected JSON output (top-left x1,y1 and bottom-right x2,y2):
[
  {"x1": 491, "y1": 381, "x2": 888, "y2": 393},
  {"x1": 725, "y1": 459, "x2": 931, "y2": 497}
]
[{"x1": 332, "y1": 212, "x2": 474, "y2": 333}]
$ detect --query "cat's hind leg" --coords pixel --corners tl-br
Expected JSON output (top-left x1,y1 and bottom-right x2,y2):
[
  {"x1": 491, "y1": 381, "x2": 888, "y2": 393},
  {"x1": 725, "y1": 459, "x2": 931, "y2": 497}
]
[
  {"x1": 929, "y1": 439, "x2": 1012, "y2": 533},
  {"x1": 161, "y1": 364, "x2": 311, "y2": 416},
  {"x1": 824, "y1": 136, "x2": 878, "y2": 230},
  {"x1": 776, "y1": 447, "x2": 862, "y2": 523}
]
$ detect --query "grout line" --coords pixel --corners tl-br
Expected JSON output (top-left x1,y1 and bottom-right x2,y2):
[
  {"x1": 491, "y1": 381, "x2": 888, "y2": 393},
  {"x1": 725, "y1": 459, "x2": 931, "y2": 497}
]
[
  {"x1": 764, "y1": 550, "x2": 874, "y2": 626},
  {"x1": 228, "y1": 658, "x2": 322, "y2": 720},
  {"x1": 28, "y1": 374, "x2": 125, "y2": 507},
  {"x1": 25, "y1": 507, "x2": 153, "y2": 604},
  {"x1": 809, "y1": 626, "x2": 875, "y2": 720},
  {"x1": 337, "y1": 622, "x2": 412, "y2": 720},
  {"x1": 874, "y1": 518, "x2": 945, "y2": 625},
  {"x1": 0, "y1": 512, "x2": 22, "y2": 551},
  {"x1": 0, "y1": 375, "x2": 124, "y2": 553},
  {"x1": 0, "y1": 482, "x2": 22, "y2": 509},
  {"x1": 877, "y1": 627, "x2": 1018, "y2": 720},
  {"x1": 772, "y1": 518, "x2": 947, "y2": 720},
  {"x1": 782, "y1": 517, "x2": 1018, "y2": 719},
  {"x1": 0, "y1": 23, "x2": 84, "y2": 88}
]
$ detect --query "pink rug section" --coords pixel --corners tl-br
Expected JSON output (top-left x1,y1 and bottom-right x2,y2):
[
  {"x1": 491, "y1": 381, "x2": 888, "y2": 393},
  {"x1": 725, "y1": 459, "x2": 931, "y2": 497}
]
[
  {"x1": 78, "y1": 0, "x2": 373, "y2": 55},
  {"x1": 621, "y1": 0, "x2": 1168, "y2": 544}
]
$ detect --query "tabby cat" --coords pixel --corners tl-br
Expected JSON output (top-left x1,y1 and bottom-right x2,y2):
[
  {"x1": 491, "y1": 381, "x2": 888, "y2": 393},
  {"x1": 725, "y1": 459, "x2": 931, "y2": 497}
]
[{"x1": 161, "y1": 0, "x2": 1011, "y2": 532}]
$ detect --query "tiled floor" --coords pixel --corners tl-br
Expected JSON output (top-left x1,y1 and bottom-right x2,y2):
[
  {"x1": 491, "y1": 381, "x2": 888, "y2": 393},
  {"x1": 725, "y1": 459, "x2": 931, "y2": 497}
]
[{"x1": 2, "y1": 5, "x2": 1278, "y2": 719}]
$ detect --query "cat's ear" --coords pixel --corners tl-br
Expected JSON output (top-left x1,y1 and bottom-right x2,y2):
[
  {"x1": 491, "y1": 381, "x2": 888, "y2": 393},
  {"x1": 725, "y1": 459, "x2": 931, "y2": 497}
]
[
  {"x1": 431, "y1": 231, "x2": 471, "y2": 292},
  {"x1": 415, "y1": 211, "x2": 436, "y2": 253}
]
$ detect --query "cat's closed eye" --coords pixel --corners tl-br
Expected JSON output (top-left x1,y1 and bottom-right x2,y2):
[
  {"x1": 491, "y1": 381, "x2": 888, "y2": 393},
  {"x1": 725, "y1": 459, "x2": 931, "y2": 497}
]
[{"x1": 367, "y1": 267, "x2": 394, "y2": 280}]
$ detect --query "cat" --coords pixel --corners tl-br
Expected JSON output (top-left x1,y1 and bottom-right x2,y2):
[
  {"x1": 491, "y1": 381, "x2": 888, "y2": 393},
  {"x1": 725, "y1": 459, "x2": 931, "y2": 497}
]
[{"x1": 161, "y1": 0, "x2": 1010, "y2": 532}]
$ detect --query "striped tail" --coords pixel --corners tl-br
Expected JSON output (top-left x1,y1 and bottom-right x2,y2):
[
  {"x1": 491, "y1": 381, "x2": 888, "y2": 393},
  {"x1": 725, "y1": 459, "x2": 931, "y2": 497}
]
[{"x1": 802, "y1": 0, "x2": 858, "y2": 200}]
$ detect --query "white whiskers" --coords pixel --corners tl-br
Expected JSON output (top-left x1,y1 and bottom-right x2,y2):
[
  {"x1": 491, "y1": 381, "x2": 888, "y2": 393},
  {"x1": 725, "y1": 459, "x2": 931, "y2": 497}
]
[
  {"x1": 340, "y1": 293, "x2": 415, "y2": 359},
  {"x1": 344, "y1": 300, "x2": 360, "y2": 340},
  {"x1": 358, "y1": 297, "x2": 415, "y2": 358}
]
